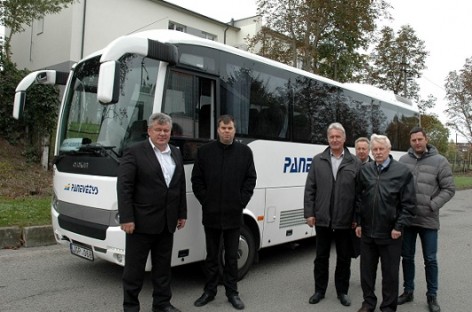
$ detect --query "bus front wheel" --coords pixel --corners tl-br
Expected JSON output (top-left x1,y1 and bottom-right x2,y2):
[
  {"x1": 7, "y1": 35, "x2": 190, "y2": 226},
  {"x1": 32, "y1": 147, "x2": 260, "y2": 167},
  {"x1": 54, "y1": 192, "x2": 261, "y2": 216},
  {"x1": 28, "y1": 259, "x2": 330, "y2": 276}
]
[{"x1": 219, "y1": 224, "x2": 256, "y2": 281}]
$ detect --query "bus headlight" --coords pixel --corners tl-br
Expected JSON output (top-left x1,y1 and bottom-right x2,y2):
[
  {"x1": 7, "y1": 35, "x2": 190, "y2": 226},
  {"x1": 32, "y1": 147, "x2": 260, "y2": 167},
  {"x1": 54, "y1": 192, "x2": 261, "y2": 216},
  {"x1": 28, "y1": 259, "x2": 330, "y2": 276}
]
[
  {"x1": 114, "y1": 212, "x2": 120, "y2": 226},
  {"x1": 52, "y1": 193, "x2": 58, "y2": 212}
]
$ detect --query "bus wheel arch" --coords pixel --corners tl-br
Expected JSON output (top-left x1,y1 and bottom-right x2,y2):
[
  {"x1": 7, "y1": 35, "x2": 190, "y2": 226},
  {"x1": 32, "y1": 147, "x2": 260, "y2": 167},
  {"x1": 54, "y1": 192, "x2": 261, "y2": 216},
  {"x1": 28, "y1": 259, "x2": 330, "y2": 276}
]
[{"x1": 219, "y1": 216, "x2": 259, "y2": 281}]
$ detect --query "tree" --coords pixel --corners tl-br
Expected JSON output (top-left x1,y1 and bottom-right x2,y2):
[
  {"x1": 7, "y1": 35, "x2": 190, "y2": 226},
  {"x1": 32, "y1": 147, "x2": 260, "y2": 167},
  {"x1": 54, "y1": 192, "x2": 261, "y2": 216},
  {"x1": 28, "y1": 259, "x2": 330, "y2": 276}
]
[
  {"x1": 418, "y1": 94, "x2": 437, "y2": 116},
  {"x1": 445, "y1": 57, "x2": 472, "y2": 144},
  {"x1": 0, "y1": 0, "x2": 75, "y2": 61},
  {"x1": 0, "y1": 55, "x2": 59, "y2": 164},
  {"x1": 22, "y1": 83, "x2": 60, "y2": 164},
  {"x1": 0, "y1": 52, "x2": 28, "y2": 143},
  {"x1": 366, "y1": 25, "x2": 428, "y2": 101},
  {"x1": 251, "y1": 0, "x2": 391, "y2": 82},
  {"x1": 421, "y1": 114, "x2": 449, "y2": 155}
]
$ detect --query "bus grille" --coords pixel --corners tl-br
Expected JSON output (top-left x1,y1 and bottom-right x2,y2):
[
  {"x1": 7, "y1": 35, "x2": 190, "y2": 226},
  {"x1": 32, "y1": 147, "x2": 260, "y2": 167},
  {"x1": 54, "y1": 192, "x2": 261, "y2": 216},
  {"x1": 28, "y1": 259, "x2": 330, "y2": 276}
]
[
  {"x1": 279, "y1": 209, "x2": 305, "y2": 228},
  {"x1": 58, "y1": 214, "x2": 107, "y2": 240}
]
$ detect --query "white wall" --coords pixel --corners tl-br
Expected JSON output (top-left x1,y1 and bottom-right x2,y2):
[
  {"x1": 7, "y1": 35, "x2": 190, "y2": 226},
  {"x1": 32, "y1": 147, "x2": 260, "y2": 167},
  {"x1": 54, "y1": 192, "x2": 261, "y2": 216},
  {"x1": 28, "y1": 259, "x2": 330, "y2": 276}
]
[
  {"x1": 8, "y1": 0, "x2": 260, "y2": 71},
  {"x1": 9, "y1": 6, "x2": 74, "y2": 71}
]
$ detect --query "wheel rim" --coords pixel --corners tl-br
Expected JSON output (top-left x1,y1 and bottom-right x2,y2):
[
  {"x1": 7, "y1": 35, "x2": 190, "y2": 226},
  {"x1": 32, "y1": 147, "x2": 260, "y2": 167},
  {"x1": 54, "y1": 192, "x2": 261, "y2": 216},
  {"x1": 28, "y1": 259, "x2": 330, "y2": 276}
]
[{"x1": 237, "y1": 236, "x2": 250, "y2": 269}]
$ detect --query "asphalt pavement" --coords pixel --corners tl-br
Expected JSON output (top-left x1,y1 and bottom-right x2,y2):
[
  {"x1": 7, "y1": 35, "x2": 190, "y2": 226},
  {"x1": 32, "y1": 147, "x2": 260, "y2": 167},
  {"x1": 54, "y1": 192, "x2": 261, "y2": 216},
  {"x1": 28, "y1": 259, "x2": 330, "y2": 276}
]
[{"x1": 0, "y1": 189, "x2": 471, "y2": 312}]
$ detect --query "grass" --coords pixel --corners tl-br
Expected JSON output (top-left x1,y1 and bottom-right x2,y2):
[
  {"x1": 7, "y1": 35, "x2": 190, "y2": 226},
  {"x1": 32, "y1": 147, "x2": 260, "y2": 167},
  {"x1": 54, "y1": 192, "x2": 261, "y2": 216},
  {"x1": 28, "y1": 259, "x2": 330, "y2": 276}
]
[
  {"x1": 0, "y1": 175, "x2": 471, "y2": 228},
  {"x1": 454, "y1": 175, "x2": 472, "y2": 190},
  {"x1": 0, "y1": 196, "x2": 51, "y2": 227}
]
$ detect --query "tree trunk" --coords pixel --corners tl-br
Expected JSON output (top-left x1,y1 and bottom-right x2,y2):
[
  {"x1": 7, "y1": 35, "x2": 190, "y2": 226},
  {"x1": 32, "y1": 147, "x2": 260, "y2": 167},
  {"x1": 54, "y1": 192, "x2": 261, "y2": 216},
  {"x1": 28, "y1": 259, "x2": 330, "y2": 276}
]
[{"x1": 41, "y1": 135, "x2": 50, "y2": 171}]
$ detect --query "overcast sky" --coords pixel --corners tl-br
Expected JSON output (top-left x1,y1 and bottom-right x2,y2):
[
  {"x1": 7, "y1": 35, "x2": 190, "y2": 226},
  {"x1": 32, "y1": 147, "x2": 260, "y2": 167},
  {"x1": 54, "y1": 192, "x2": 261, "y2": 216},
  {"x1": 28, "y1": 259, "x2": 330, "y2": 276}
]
[{"x1": 167, "y1": 0, "x2": 472, "y2": 141}]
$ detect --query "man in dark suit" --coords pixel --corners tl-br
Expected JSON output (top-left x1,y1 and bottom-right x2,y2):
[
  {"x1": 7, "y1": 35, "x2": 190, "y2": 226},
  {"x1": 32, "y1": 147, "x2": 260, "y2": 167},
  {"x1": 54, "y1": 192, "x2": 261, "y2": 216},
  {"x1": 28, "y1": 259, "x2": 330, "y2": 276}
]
[{"x1": 117, "y1": 112, "x2": 187, "y2": 312}]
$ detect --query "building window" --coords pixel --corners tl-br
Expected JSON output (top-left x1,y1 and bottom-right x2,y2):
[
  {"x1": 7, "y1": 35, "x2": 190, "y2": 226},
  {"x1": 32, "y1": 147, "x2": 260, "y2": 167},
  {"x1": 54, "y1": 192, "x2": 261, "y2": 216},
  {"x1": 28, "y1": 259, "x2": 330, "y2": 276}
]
[
  {"x1": 168, "y1": 21, "x2": 187, "y2": 33},
  {"x1": 34, "y1": 18, "x2": 44, "y2": 35},
  {"x1": 201, "y1": 31, "x2": 216, "y2": 41}
]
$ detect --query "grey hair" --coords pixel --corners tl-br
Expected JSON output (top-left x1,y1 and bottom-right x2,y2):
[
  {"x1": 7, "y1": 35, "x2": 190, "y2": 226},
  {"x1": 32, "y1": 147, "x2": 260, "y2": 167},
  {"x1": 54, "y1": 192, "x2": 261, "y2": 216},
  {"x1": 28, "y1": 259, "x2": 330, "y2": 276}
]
[
  {"x1": 327, "y1": 122, "x2": 346, "y2": 137},
  {"x1": 148, "y1": 112, "x2": 172, "y2": 128},
  {"x1": 355, "y1": 137, "x2": 370, "y2": 147},
  {"x1": 370, "y1": 134, "x2": 391, "y2": 149}
]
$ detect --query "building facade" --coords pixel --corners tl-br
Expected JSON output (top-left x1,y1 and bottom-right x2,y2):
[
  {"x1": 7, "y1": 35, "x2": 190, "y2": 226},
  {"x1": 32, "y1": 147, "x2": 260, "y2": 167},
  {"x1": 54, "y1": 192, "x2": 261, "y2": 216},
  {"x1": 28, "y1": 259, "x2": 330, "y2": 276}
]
[{"x1": 8, "y1": 0, "x2": 262, "y2": 72}]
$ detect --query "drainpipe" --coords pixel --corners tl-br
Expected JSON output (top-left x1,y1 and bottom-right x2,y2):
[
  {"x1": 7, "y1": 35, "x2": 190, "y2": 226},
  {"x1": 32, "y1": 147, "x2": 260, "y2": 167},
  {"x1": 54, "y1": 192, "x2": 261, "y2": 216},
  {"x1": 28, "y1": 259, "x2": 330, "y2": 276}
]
[
  {"x1": 80, "y1": 0, "x2": 87, "y2": 58},
  {"x1": 223, "y1": 18, "x2": 234, "y2": 45}
]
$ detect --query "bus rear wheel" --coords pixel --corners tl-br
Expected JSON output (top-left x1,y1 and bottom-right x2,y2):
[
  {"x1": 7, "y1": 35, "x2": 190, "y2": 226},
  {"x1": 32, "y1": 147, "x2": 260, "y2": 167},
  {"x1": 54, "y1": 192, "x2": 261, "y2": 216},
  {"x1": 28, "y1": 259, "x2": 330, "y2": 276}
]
[{"x1": 219, "y1": 224, "x2": 256, "y2": 281}]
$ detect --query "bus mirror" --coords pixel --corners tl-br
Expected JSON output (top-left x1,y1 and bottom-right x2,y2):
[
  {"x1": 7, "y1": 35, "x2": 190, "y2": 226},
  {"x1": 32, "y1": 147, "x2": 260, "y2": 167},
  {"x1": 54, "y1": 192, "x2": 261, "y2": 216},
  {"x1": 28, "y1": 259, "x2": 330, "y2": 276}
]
[
  {"x1": 147, "y1": 39, "x2": 178, "y2": 65},
  {"x1": 36, "y1": 71, "x2": 55, "y2": 84},
  {"x1": 97, "y1": 61, "x2": 120, "y2": 104},
  {"x1": 12, "y1": 70, "x2": 68, "y2": 119},
  {"x1": 13, "y1": 91, "x2": 26, "y2": 119}
]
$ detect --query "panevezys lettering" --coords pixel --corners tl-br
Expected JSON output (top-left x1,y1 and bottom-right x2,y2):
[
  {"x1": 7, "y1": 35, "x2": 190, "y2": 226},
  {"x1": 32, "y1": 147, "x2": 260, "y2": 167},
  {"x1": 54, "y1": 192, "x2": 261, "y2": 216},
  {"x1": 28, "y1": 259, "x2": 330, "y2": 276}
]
[
  {"x1": 64, "y1": 183, "x2": 99, "y2": 195},
  {"x1": 283, "y1": 157, "x2": 312, "y2": 173}
]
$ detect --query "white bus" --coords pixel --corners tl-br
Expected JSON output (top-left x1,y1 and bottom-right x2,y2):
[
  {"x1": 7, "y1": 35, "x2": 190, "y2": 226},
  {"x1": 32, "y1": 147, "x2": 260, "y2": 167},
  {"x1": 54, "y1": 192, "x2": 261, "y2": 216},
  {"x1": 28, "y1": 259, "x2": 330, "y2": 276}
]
[{"x1": 13, "y1": 29, "x2": 418, "y2": 279}]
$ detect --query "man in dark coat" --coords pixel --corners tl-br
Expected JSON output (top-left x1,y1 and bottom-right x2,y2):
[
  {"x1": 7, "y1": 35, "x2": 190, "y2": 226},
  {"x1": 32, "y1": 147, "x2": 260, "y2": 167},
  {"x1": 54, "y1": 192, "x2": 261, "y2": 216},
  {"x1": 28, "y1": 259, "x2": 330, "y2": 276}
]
[
  {"x1": 355, "y1": 134, "x2": 416, "y2": 312},
  {"x1": 304, "y1": 122, "x2": 361, "y2": 307},
  {"x1": 117, "y1": 112, "x2": 187, "y2": 312},
  {"x1": 191, "y1": 115, "x2": 257, "y2": 310}
]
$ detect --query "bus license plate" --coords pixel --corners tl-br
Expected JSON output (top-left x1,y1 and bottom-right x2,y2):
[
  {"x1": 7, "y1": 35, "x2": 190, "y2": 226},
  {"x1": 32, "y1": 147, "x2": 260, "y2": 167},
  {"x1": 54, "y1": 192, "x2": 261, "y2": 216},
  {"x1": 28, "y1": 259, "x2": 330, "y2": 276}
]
[{"x1": 70, "y1": 243, "x2": 94, "y2": 261}]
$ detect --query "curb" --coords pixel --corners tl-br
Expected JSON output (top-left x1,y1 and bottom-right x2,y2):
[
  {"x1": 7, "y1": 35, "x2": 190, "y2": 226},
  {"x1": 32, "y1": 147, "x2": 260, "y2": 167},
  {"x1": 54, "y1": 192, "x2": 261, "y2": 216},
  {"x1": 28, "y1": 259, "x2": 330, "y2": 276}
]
[{"x1": 0, "y1": 225, "x2": 56, "y2": 249}]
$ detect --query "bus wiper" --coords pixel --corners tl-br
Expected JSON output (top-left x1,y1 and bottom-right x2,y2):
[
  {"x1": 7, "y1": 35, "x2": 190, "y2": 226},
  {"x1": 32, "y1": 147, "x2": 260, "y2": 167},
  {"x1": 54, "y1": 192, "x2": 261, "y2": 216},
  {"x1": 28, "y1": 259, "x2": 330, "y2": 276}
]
[{"x1": 79, "y1": 143, "x2": 119, "y2": 162}]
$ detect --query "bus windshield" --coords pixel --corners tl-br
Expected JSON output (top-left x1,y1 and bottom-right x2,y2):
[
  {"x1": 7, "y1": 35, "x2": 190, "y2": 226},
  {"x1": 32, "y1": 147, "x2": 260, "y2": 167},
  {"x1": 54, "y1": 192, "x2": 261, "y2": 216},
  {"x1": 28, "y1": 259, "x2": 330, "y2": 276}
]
[{"x1": 58, "y1": 54, "x2": 160, "y2": 156}]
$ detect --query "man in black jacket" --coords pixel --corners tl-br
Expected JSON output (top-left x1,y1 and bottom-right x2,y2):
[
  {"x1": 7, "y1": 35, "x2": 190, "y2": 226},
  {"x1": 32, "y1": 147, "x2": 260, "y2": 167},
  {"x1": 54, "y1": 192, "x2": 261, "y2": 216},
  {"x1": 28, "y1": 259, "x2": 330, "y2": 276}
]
[
  {"x1": 355, "y1": 134, "x2": 416, "y2": 312},
  {"x1": 191, "y1": 115, "x2": 257, "y2": 310},
  {"x1": 304, "y1": 122, "x2": 361, "y2": 307},
  {"x1": 117, "y1": 113, "x2": 187, "y2": 312}
]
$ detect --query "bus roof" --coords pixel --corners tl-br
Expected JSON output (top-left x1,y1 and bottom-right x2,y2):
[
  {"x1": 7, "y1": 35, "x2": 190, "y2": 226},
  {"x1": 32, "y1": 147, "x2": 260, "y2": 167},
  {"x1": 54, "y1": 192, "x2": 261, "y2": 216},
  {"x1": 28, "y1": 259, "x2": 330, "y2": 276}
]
[{"x1": 85, "y1": 29, "x2": 418, "y2": 113}]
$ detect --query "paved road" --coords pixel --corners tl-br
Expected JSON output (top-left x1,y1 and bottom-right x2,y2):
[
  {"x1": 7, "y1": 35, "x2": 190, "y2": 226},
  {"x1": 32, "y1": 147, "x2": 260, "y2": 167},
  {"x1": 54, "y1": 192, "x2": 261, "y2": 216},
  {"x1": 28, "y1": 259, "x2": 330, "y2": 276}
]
[{"x1": 1, "y1": 190, "x2": 471, "y2": 312}]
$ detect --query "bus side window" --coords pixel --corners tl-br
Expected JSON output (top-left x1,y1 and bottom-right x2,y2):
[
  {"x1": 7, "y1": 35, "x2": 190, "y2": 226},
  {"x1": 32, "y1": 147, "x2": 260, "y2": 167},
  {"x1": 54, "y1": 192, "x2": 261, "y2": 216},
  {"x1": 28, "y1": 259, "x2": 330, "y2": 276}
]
[
  {"x1": 254, "y1": 106, "x2": 286, "y2": 138},
  {"x1": 199, "y1": 104, "x2": 211, "y2": 138},
  {"x1": 293, "y1": 113, "x2": 310, "y2": 142},
  {"x1": 248, "y1": 108, "x2": 259, "y2": 136}
]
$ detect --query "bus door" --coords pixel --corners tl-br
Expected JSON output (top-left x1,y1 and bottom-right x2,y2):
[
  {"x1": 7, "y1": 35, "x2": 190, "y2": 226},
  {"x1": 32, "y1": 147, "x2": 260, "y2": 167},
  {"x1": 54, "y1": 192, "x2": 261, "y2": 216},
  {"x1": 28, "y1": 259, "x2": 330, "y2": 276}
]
[
  {"x1": 163, "y1": 71, "x2": 215, "y2": 139},
  {"x1": 163, "y1": 70, "x2": 216, "y2": 162},
  {"x1": 196, "y1": 77, "x2": 215, "y2": 139},
  {"x1": 162, "y1": 71, "x2": 217, "y2": 265}
]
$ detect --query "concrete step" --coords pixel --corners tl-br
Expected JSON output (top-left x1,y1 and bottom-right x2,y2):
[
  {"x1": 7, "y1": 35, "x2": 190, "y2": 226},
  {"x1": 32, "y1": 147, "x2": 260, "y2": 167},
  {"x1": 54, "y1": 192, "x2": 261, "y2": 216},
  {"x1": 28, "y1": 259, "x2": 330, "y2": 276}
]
[{"x1": 0, "y1": 225, "x2": 56, "y2": 249}]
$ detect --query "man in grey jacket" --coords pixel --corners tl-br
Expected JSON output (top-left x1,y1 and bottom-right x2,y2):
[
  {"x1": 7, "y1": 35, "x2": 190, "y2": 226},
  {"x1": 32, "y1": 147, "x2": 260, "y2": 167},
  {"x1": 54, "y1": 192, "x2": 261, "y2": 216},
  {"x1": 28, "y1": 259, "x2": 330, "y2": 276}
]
[
  {"x1": 304, "y1": 122, "x2": 361, "y2": 307},
  {"x1": 398, "y1": 127, "x2": 455, "y2": 312}
]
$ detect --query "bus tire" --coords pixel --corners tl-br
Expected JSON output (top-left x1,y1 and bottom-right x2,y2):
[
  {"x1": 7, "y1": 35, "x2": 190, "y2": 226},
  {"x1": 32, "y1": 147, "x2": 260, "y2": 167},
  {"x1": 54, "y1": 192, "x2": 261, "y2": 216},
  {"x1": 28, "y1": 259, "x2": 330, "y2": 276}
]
[{"x1": 219, "y1": 223, "x2": 256, "y2": 281}]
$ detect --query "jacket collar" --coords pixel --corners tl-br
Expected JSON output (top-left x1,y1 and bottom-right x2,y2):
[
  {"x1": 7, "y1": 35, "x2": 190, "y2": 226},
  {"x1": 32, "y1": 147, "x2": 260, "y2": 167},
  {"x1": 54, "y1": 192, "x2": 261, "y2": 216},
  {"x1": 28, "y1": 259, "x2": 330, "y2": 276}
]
[{"x1": 217, "y1": 140, "x2": 234, "y2": 150}]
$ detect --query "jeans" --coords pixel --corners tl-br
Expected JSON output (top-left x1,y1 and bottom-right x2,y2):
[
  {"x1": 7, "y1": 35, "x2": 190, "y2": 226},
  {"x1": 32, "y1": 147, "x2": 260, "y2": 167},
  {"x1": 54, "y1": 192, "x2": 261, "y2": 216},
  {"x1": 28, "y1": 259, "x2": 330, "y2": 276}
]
[{"x1": 401, "y1": 226, "x2": 438, "y2": 296}]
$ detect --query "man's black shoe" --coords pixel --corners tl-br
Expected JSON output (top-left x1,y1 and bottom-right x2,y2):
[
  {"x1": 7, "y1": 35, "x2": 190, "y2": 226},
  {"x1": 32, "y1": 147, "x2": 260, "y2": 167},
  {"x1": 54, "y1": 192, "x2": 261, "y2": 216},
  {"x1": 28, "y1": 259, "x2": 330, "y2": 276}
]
[
  {"x1": 427, "y1": 295, "x2": 441, "y2": 312},
  {"x1": 308, "y1": 292, "x2": 325, "y2": 304},
  {"x1": 356, "y1": 305, "x2": 373, "y2": 312},
  {"x1": 194, "y1": 292, "x2": 215, "y2": 307},
  {"x1": 228, "y1": 295, "x2": 245, "y2": 310},
  {"x1": 397, "y1": 291, "x2": 414, "y2": 305},
  {"x1": 337, "y1": 293, "x2": 351, "y2": 306},
  {"x1": 153, "y1": 304, "x2": 181, "y2": 312}
]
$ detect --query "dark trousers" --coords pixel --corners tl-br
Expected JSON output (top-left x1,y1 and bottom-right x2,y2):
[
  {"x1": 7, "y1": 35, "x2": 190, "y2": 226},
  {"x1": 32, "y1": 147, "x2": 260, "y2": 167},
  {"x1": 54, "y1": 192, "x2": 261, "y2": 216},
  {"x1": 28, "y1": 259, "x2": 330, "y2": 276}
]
[
  {"x1": 314, "y1": 226, "x2": 352, "y2": 295},
  {"x1": 203, "y1": 226, "x2": 240, "y2": 297},
  {"x1": 123, "y1": 230, "x2": 174, "y2": 312},
  {"x1": 360, "y1": 236, "x2": 402, "y2": 312}
]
